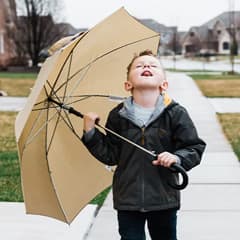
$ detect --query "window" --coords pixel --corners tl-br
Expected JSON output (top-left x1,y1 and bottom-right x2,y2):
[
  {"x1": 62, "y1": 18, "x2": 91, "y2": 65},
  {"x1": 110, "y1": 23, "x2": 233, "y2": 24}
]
[
  {"x1": 190, "y1": 32, "x2": 195, "y2": 37},
  {"x1": 0, "y1": 31, "x2": 4, "y2": 54},
  {"x1": 223, "y1": 42, "x2": 229, "y2": 50},
  {"x1": 217, "y1": 30, "x2": 221, "y2": 34}
]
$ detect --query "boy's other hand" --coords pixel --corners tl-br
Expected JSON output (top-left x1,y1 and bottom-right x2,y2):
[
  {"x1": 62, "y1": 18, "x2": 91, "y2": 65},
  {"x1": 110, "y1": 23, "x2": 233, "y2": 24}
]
[
  {"x1": 83, "y1": 112, "x2": 99, "y2": 132},
  {"x1": 152, "y1": 152, "x2": 177, "y2": 168}
]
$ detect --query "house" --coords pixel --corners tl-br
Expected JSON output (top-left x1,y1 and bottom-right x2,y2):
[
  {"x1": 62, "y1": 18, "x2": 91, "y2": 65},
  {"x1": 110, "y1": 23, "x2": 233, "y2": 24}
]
[
  {"x1": 0, "y1": 0, "x2": 17, "y2": 68},
  {"x1": 181, "y1": 11, "x2": 240, "y2": 57}
]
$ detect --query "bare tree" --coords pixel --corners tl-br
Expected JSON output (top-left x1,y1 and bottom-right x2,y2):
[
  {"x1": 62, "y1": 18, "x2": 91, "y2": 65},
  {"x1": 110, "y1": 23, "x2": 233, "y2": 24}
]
[{"x1": 15, "y1": 0, "x2": 67, "y2": 67}]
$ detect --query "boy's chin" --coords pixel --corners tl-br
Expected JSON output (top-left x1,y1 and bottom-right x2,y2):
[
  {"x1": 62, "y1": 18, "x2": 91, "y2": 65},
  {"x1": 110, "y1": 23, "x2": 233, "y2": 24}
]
[{"x1": 134, "y1": 84, "x2": 161, "y2": 91}]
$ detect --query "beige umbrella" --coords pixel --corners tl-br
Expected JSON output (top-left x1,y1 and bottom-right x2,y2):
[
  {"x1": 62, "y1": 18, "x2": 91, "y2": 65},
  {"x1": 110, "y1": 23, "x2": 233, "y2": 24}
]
[{"x1": 15, "y1": 7, "x2": 160, "y2": 224}]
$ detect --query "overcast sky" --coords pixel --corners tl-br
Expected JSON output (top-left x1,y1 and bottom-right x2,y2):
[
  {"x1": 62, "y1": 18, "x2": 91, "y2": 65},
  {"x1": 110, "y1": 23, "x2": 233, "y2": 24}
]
[{"x1": 62, "y1": 0, "x2": 240, "y2": 31}]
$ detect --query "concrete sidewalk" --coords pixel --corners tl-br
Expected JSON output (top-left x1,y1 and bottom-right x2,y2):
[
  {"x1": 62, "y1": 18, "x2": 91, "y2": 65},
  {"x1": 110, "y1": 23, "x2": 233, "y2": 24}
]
[
  {"x1": 85, "y1": 72, "x2": 240, "y2": 239},
  {"x1": 0, "y1": 203, "x2": 98, "y2": 240}
]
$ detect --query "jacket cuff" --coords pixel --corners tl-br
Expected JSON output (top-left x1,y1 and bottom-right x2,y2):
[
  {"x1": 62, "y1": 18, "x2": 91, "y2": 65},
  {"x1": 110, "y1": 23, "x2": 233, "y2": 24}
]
[
  {"x1": 82, "y1": 128, "x2": 95, "y2": 142},
  {"x1": 175, "y1": 155, "x2": 181, "y2": 165}
]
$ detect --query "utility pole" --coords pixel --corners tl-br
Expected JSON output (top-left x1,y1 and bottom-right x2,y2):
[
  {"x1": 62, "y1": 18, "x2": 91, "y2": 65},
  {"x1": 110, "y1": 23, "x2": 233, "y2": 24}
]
[
  {"x1": 228, "y1": 0, "x2": 237, "y2": 74},
  {"x1": 172, "y1": 27, "x2": 177, "y2": 70}
]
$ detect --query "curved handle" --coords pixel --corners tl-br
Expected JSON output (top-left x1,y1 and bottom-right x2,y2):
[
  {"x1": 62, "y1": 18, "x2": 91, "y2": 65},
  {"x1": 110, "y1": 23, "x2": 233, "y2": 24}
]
[{"x1": 168, "y1": 163, "x2": 188, "y2": 190}]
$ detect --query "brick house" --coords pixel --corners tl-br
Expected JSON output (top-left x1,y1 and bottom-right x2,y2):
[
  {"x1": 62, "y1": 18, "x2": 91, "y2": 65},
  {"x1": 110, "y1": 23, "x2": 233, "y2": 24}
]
[
  {"x1": 0, "y1": 0, "x2": 17, "y2": 68},
  {"x1": 181, "y1": 11, "x2": 240, "y2": 57}
]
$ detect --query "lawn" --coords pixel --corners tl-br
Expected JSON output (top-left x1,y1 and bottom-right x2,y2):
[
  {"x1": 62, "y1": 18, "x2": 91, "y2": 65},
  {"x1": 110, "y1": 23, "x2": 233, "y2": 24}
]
[
  {"x1": 218, "y1": 113, "x2": 240, "y2": 160},
  {"x1": 0, "y1": 72, "x2": 37, "y2": 97},
  {"x1": 0, "y1": 112, "x2": 23, "y2": 201},
  {"x1": 190, "y1": 73, "x2": 240, "y2": 97},
  {"x1": 190, "y1": 73, "x2": 240, "y2": 160}
]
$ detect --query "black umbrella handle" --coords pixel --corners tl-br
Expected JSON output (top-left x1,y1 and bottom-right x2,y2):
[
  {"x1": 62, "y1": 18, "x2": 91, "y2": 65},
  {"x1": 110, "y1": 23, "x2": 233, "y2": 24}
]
[
  {"x1": 68, "y1": 107, "x2": 84, "y2": 118},
  {"x1": 168, "y1": 163, "x2": 188, "y2": 190}
]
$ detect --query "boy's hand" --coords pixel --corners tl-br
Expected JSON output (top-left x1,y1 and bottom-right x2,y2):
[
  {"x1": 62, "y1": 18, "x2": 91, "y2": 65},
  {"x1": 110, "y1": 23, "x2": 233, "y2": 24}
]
[
  {"x1": 83, "y1": 112, "x2": 99, "y2": 132},
  {"x1": 152, "y1": 152, "x2": 177, "y2": 168}
]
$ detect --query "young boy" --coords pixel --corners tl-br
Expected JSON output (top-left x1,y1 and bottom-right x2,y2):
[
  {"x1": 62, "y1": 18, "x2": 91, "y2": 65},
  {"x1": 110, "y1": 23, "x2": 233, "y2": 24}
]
[{"x1": 82, "y1": 50, "x2": 206, "y2": 240}]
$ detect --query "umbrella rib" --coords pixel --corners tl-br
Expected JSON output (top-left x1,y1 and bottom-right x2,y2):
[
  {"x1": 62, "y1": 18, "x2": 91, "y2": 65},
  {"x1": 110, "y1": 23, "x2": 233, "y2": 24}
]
[
  {"x1": 32, "y1": 85, "x2": 51, "y2": 108},
  {"x1": 62, "y1": 50, "x2": 73, "y2": 103},
  {"x1": 46, "y1": 86, "x2": 80, "y2": 145},
  {"x1": 23, "y1": 110, "x2": 59, "y2": 149},
  {"x1": 62, "y1": 94, "x2": 125, "y2": 105},
  {"x1": 44, "y1": 96, "x2": 82, "y2": 152},
  {"x1": 57, "y1": 106, "x2": 81, "y2": 138},
  {"x1": 48, "y1": 51, "x2": 74, "y2": 98},
  {"x1": 45, "y1": 107, "x2": 69, "y2": 223},
  {"x1": 33, "y1": 94, "x2": 124, "y2": 111},
  {"x1": 45, "y1": 108, "x2": 82, "y2": 154},
  {"x1": 32, "y1": 106, "x2": 56, "y2": 111},
  {"x1": 65, "y1": 64, "x2": 92, "y2": 104},
  {"x1": 52, "y1": 62, "x2": 92, "y2": 105},
  {"x1": 47, "y1": 110, "x2": 80, "y2": 152},
  {"x1": 45, "y1": 109, "x2": 62, "y2": 154}
]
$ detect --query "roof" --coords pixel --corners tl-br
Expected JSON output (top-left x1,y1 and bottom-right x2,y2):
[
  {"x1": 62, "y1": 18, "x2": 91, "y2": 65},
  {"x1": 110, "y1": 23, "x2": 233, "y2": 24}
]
[
  {"x1": 184, "y1": 11, "x2": 240, "y2": 43},
  {"x1": 203, "y1": 11, "x2": 240, "y2": 29}
]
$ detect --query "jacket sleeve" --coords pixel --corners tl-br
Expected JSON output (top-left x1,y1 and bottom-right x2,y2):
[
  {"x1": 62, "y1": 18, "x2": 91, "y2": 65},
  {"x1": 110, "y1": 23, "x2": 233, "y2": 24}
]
[
  {"x1": 81, "y1": 110, "x2": 120, "y2": 166},
  {"x1": 170, "y1": 105, "x2": 206, "y2": 171}
]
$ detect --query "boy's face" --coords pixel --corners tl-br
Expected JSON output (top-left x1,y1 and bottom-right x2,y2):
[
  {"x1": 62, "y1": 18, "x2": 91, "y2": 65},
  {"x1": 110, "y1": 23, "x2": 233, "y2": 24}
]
[{"x1": 125, "y1": 55, "x2": 167, "y2": 92}]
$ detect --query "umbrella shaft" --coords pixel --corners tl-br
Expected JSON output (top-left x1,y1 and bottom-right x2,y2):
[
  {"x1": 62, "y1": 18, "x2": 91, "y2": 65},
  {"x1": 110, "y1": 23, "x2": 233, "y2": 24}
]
[{"x1": 97, "y1": 124, "x2": 157, "y2": 158}]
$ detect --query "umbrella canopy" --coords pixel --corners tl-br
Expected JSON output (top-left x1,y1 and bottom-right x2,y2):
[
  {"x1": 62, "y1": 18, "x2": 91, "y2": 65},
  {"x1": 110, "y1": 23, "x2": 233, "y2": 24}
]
[{"x1": 15, "y1": 7, "x2": 160, "y2": 224}]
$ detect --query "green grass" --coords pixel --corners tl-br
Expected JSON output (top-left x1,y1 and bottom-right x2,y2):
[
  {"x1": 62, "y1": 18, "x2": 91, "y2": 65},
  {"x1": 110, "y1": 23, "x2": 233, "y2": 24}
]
[
  {"x1": 0, "y1": 72, "x2": 37, "y2": 79},
  {"x1": 166, "y1": 68, "x2": 221, "y2": 73},
  {"x1": 90, "y1": 186, "x2": 111, "y2": 205},
  {"x1": 189, "y1": 73, "x2": 240, "y2": 80},
  {"x1": 0, "y1": 112, "x2": 17, "y2": 152},
  {"x1": 0, "y1": 72, "x2": 37, "y2": 97},
  {"x1": 0, "y1": 151, "x2": 23, "y2": 202},
  {"x1": 218, "y1": 113, "x2": 240, "y2": 161},
  {"x1": 190, "y1": 73, "x2": 240, "y2": 97}
]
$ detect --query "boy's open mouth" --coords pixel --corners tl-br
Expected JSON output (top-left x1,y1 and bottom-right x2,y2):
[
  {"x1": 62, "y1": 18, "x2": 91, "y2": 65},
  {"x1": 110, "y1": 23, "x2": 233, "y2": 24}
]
[{"x1": 141, "y1": 70, "x2": 153, "y2": 77}]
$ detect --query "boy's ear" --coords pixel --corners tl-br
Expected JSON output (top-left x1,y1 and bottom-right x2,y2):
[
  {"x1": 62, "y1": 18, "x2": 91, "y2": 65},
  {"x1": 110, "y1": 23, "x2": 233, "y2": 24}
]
[
  {"x1": 160, "y1": 80, "x2": 168, "y2": 91},
  {"x1": 124, "y1": 81, "x2": 133, "y2": 92}
]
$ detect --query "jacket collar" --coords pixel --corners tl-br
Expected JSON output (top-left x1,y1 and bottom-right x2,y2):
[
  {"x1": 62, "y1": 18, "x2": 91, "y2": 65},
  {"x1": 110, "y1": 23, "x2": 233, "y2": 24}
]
[{"x1": 119, "y1": 93, "x2": 172, "y2": 127}]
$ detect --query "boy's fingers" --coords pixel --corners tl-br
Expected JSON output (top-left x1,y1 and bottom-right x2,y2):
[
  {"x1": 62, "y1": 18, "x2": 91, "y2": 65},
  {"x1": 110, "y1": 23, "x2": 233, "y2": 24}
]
[
  {"x1": 95, "y1": 117, "x2": 100, "y2": 125},
  {"x1": 84, "y1": 112, "x2": 99, "y2": 120},
  {"x1": 152, "y1": 152, "x2": 176, "y2": 167},
  {"x1": 83, "y1": 112, "x2": 99, "y2": 132}
]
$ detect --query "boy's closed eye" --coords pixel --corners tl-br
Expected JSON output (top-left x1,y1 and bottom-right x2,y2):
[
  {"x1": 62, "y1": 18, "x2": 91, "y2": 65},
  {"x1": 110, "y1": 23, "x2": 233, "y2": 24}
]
[{"x1": 135, "y1": 64, "x2": 159, "y2": 68}]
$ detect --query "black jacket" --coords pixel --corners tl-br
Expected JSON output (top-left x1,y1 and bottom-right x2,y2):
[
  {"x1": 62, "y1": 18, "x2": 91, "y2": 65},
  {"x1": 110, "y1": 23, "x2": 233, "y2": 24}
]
[{"x1": 82, "y1": 96, "x2": 206, "y2": 211}]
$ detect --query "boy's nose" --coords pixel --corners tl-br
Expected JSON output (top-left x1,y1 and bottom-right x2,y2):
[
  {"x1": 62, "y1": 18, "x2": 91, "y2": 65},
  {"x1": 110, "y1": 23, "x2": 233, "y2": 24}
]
[{"x1": 143, "y1": 63, "x2": 150, "y2": 68}]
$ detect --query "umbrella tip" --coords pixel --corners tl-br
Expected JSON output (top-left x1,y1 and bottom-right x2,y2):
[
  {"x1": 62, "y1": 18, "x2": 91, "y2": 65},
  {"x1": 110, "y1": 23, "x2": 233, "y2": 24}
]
[
  {"x1": 48, "y1": 96, "x2": 53, "y2": 102},
  {"x1": 47, "y1": 97, "x2": 61, "y2": 107}
]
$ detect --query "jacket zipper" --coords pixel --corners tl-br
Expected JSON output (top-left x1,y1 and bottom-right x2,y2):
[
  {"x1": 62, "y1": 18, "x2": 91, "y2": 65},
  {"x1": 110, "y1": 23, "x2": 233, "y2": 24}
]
[
  {"x1": 141, "y1": 126, "x2": 145, "y2": 145},
  {"x1": 141, "y1": 126, "x2": 145, "y2": 211}
]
